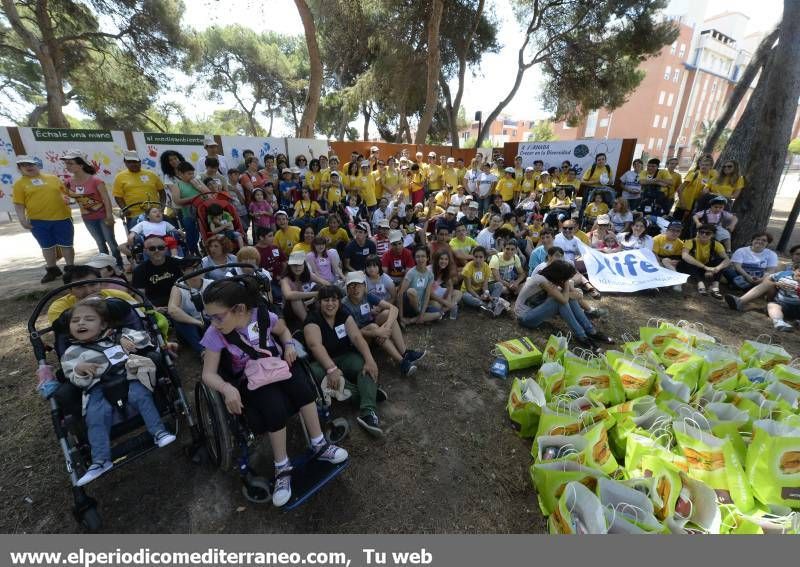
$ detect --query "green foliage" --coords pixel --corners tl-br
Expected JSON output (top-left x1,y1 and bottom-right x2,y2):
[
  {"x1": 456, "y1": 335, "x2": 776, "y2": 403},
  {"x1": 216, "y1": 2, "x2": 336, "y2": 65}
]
[
  {"x1": 528, "y1": 121, "x2": 555, "y2": 141},
  {"x1": 789, "y1": 138, "x2": 800, "y2": 155},
  {"x1": 693, "y1": 120, "x2": 730, "y2": 155}
]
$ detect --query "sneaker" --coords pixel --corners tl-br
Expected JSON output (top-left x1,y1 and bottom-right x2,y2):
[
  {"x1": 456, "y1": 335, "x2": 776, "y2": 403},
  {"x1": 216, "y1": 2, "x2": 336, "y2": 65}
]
[
  {"x1": 76, "y1": 461, "x2": 112, "y2": 487},
  {"x1": 697, "y1": 282, "x2": 707, "y2": 295},
  {"x1": 588, "y1": 330, "x2": 615, "y2": 345},
  {"x1": 376, "y1": 387, "x2": 388, "y2": 403},
  {"x1": 573, "y1": 335, "x2": 599, "y2": 352},
  {"x1": 155, "y1": 431, "x2": 176, "y2": 448},
  {"x1": 313, "y1": 442, "x2": 348, "y2": 464},
  {"x1": 479, "y1": 304, "x2": 493, "y2": 315},
  {"x1": 400, "y1": 358, "x2": 418, "y2": 377},
  {"x1": 40, "y1": 267, "x2": 62, "y2": 284},
  {"x1": 672, "y1": 285, "x2": 683, "y2": 292},
  {"x1": 709, "y1": 287, "x2": 723, "y2": 300},
  {"x1": 586, "y1": 307, "x2": 608, "y2": 319},
  {"x1": 356, "y1": 411, "x2": 383, "y2": 437},
  {"x1": 492, "y1": 298, "x2": 509, "y2": 316},
  {"x1": 724, "y1": 294, "x2": 742, "y2": 311},
  {"x1": 403, "y1": 349, "x2": 426, "y2": 364},
  {"x1": 272, "y1": 465, "x2": 293, "y2": 507},
  {"x1": 774, "y1": 320, "x2": 793, "y2": 332}
]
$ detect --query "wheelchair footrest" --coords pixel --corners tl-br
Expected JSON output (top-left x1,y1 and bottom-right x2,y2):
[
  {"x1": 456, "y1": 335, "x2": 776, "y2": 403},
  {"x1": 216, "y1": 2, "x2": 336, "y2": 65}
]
[
  {"x1": 283, "y1": 457, "x2": 349, "y2": 511},
  {"x1": 110, "y1": 430, "x2": 160, "y2": 462}
]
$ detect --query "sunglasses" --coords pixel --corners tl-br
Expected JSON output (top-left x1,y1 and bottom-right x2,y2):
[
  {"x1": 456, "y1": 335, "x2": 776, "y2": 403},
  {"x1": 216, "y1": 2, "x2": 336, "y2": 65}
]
[
  {"x1": 698, "y1": 230, "x2": 713, "y2": 235},
  {"x1": 147, "y1": 245, "x2": 166, "y2": 252},
  {"x1": 562, "y1": 226, "x2": 575, "y2": 231}
]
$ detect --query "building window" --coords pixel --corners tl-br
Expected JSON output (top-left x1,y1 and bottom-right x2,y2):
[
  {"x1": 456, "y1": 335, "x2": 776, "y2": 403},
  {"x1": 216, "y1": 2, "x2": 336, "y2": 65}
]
[
  {"x1": 658, "y1": 91, "x2": 666, "y2": 105},
  {"x1": 679, "y1": 43, "x2": 686, "y2": 57},
  {"x1": 667, "y1": 93, "x2": 674, "y2": 107},
  {"x1": 652, "y1": 114, "x2": 660, "y2": 127},
  {"x1": 664, "y1": 65, "x2": 671, "y2": 80},
  {"x1": 670, "y1": 42, "x2": 677, "y2": 54},
  {"x1": 656, "y1": 138, "x2": 663, "y2": 150},
  {"x1": 599, "y1": 118, "x2": 609, "y2": 127},
  {"x1": 673, "y1": 69, "x2": 680, "y2": 83},
  {"x1": 502, "y1": 129, "x2": 507, "y2": 135},
  {"x1": 584, "y1": 110, "x2": 599, "y2": 137},
  {"x1": 648, "y1": 137, "x2": 655, "y2": 150},
  {"x1": 661, "y1": 116, "x2": 668, "y2": 129}
]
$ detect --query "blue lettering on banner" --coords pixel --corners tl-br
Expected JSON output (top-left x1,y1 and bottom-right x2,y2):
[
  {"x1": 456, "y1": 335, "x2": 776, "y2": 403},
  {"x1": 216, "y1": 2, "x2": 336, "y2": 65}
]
[{"x1": 595, "y1": 253, "x2": 658, "y2": 276}]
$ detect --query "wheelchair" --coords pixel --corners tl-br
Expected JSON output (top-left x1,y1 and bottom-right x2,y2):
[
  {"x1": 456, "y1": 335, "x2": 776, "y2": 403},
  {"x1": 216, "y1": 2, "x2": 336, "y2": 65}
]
[
  {"x1": 120, "y1": 200, "x2": 186, "y2": 269},
  {"x1": 175, "y1": 266, "x2": 350, "y2": 508},
  {"x1": 28, "y1": 281, "x2": 203, "y2": 531},
  {"x1": 637, "y1": 186, "x2": 673, "y2": 237}
]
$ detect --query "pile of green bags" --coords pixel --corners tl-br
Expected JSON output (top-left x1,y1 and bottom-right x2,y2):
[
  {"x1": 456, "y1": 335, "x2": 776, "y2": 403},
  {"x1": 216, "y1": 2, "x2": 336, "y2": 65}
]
[{"x1": 506, "y1": 323, "x2": 800, "y2": 534}]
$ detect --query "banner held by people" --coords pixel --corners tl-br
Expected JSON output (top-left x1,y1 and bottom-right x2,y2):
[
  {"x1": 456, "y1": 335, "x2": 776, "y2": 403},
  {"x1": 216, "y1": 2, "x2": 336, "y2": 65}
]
[
  {"x1": 578, "y1": 241, "x2": 688, "y2": 292},
  {"x1": 518, "y1": 139, "x2": 624, "y2": 179}
]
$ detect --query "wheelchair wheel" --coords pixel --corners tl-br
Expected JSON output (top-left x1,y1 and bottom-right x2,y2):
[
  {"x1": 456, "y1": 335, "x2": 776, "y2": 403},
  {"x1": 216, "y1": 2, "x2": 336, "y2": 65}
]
[
  {"x1": 194, "y1": 382, "x2": 236, "y2": 471},
  {"x1": 79, "y1": 506, "x2": 102, "y2": 533},
  {"x1": 325, "y1": 417, "x2": 350, "y2": 445},
  {"x1": 241, "y1": 476, "x2": 272, "y2": 504}
]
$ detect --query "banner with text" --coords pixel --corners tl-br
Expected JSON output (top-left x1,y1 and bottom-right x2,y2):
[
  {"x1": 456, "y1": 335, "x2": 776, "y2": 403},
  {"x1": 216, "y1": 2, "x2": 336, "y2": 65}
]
[
  {"x1": 518, "y1": 139, "x2": 624, "y2": 180},
  {"x1": 131, "y1": 132, "x2": 206, "y2": 176},
  {"x1": 17, "y1": 127, "x2": 128, "y2": 186},
  {"x1": 0, "y1": 128, "x2": 16, "y2": 213},
  {"x1": 578, "y1": 241, "x2": 688, "y2": 292}
]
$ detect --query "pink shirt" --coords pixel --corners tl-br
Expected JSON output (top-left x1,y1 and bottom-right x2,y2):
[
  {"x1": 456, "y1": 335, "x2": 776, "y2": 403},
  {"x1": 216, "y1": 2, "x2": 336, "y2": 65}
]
[{"x1": 66, "y1": 176, "x2": 108, "y2": 221}]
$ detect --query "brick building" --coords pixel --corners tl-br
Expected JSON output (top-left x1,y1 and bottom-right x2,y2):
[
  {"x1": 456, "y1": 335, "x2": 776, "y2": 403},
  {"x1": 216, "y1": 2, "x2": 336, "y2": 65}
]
[{"x1": 458, "y1": 116, "x2": 538, "y2": 146}]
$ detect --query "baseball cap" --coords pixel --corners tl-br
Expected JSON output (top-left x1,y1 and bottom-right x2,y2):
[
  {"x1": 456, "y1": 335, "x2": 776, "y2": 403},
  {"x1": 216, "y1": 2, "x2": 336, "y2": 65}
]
[
  {"x1": 330, "y1": 170, "x2": 340, "y2": 177},
  {"x1": 504, "y1": 167, "x2": 515, "y2": 173},
  {"x1": 447, "y1": 157, "x2": 455, "y2": 163},
  {"x1": 281, "y1": 167, "x2": 292, "y2": 175},
  {"x1": 446, "y1": 206, "x2": 458, "y2": 215},
  {"x1": 275, "y1": 210, "x2": 288, "y2": 217},
  {"x1": 203, "y1": 135, "x2": 218, "y2": 147},
  {"x1": 370, "y1": 146, "x2": 379, "y2": 152},
  {"x1": 668, "y1": 221, "x2": 683, "y2": 231},
  {"x1": 15, "y1": 155, "x2": 37, "y2": 165},
  {"x1": 389, "y1": 230, "x2": 404, "y2": 243},
  {"x1": 288, "y1": 252, "x2": 306, "y2": 266},
  {"x1": 468, "y1": 201, "x2": 480, "y2": 209},
  {"x1": 290, "y1": 166, "x2": 301, "y2": 174},
  {"x1": 360, "y1": 160, "x2": 370, "y2": 168},
  {"x1": 710, "y1": 195, "x2": 727, "y2": 205},
  {"x1": 86, "y1": 253, "x2": 117, "y2": 269},
  {"x1": 428, "y1": 151, "x2": 436, "y2": 157},
  {"x1": 596, "y1": 214, "x2": 611, "y2": 225},
  {"x1": 356, "y1": 221, "x2": 370, "y2": 233},
  {"x1": 525, "y1": 166, "x2": 535, "y2": 172},
  {"x1": 378, "y1": 219, "x2": 390, "y2": 229},
  {"x1": 60, "y1": 149, "x2": 88, "y2": 161},
  {"x1": 122, "y1": 150, "x2": 141, "y2": 162},
  {"x1": 496, "y1": 156, "x2": 505, "y2": 161},
  {"x1": 345, "y1": 271, "x2": 366, "y2": 286}
]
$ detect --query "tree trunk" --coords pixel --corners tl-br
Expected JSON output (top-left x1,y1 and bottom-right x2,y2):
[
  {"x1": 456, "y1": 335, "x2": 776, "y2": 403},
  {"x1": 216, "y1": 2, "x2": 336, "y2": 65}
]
[
  {"x1": 476, "y1": 64, "x2": 526, "y2": 148},
  {"x1": 400, "y1": 114, "x2": 412, "y2": 143},
  {"x1": 266, "y1": 104, "x2": 274, "y2": 137},
  {"x1": 414, "y1": 0, "x2": 444, "y2": 144},
  {"x1": 362, "y1": 104, "x2": 371, "y2": 141},
  {"x1": 294, "y1": 0, "x2": 322, "y2": 138},
  {"x1": 729, "y1": 0, "x2": 800, "y2": 249},
  {"x1": 703, "y1": 26, "x2": 780, "y2": 156},
  {"x1": 440, "y1": 78, "x2": 458, "y2": 148}
]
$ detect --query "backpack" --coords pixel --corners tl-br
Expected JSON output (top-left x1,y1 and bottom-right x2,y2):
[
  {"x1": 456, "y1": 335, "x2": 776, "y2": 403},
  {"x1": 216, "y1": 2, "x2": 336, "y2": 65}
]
[
  {"x1": 688, "y1": 237, "x2": 723, "y2": 265},
  {"x1": 219, "y1": 302, "x2": 279, "y2": 388}
]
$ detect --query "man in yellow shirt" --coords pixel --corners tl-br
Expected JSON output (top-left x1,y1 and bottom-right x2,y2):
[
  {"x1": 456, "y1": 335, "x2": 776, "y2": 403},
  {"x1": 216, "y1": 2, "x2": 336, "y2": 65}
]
[
  {"x1": 113, "y1": 150, "x2": 165, "y2": 229},
  {"x1": 426, "y1": 152, "x2": 442, "y2": 193},
  {"x1": 678, "y1": 223, "x2": 730, "y2": 297},
  {"x1": 455, "y1": 157, "x2": 467, "y2": 186},
  {"x1": 653, "y1": 222, "x2": 684, "y2": 292},
  {"x1": 664, "y1": 157, "x2": 682, "y2": 201},
  {"x1": 12, "y1": 155, "x2": 75, "y2": 283},
  {"x1": 513, "y1": 156, "x2": 525, "y2": 187},
  {"x1": 442, "y1": 157, "x2": 459, "y2": 189},
  {"x1": 274, "y1": 211, "x2": 302, "y2": 256},
  {"x1": 356, "y1": 160, "x2": 378, "y2": 210}
]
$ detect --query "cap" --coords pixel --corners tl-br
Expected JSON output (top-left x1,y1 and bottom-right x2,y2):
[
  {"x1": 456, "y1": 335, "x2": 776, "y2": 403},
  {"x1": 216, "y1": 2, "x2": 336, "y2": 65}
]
[
  {"x1": 203, "y1": 135, "x2": 218, "y2": 147},
  {"x1": 414, "y1": 202, "x2": 424, "y2": 209},
  {"x1": 496, "y1": 156, "x2": 505, "y2": 161},
  {"x1": 275, "y1": 210, "x2": 289, "y2": 217},
  {"x1": 378, "y1": 219, "x2": 390, "y2": 229},
  {"x1": 515, "y1": 155, "x2": 522, "y2": 159},
  {"x1": 329, "y1": 155, "x2": 340, "y2": 162},
  {"x1": 290, "y1": 166, "x2": 301, "y2": 174},
  {"x1": 60, "y1": 149, "x2": 88, "y2": 161},
  {"x1": 15, "y1": 155, "x2": 37, "y2": 165},
  {"x1": 281, "y1": 167, "x2": 292, "y2": 175},
  {"x1": 330, "y1": 170, "x2": 340, "y2": 177},
  {"x1": 370, "y1": 146, "x2": 379, "y2": 152},
  {"x1": 360, "y1": 160, "x2": 370, "y2": 168},
  {"x1": 468, "y1": 201, "x2": 480, "y2": 209},
  {"x1": 389, "y1": 230, "x2": 404, "y2": 243},
  {"x1": 428, "y1": 151, "x2": 436, "y2": 157},
  {"x1": 446, "y1": 206, "x2": 458, "y2": 215},
  {"x1": 525, "y1": 166, "x2": 535, "y2": 172},
  {"x1": 86, "y1": 253, "x2": 117, "y2": 269},
  {"x1": 288, "y1": 252, "x2": 306, "y2": 266},
  {"x1": 345, "y1": 271, "x2": 366, "y2": 285},
  {"x1": 596, "y1": 214, "x2": 611, "y2": 225},
  {"x1": 504, "y1": 167, "x2": 515, "y2": 173},
  {"x1": 447, "y1": 157, "x2": 455, "y2": 163},
  {"x1": 668, "y1": 221, "x2": 683, "y2": 231},
  {"x1": 710, "y1": 195, "x2": 727, "y2": 204},
  {"x1": 356, "y1": 221, "x2": 370, "y2": 232},
  {"x1": 122, "y1": 150, "x2": 141, "y2": 162}
]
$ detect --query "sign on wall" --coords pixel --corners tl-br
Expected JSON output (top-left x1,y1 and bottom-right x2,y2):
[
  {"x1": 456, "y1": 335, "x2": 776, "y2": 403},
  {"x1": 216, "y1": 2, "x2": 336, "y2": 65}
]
[
  {"x1": 131, "y1": 132, "x2": 206, "y2": 176},
  {"x1": 16, "y1": 127, "x2": 128, "y2": 185},
  {"x1": 219, "y1": 136, "x2": 286, "y2": 168},
  {"x1": 0, "y1": 128, "x2": 17, "y2": 213},
  {"x1": 517, "y1": 139, "x2": 624, "y2": 179},
  {"x1": 286, "y1": 138, "x2": 330, "y2": 164}
]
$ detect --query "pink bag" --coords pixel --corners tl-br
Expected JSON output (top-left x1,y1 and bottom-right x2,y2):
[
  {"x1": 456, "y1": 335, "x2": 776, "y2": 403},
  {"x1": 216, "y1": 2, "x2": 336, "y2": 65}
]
[{"x1": 244, "y1": 349, "x2": 292, "y2": 390}]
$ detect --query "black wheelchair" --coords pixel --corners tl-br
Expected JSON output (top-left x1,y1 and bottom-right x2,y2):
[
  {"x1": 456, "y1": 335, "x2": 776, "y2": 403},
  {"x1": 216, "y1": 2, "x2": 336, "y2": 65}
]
[{"x1": 28, "y1": 280, "x2": 203, "y2": 531}]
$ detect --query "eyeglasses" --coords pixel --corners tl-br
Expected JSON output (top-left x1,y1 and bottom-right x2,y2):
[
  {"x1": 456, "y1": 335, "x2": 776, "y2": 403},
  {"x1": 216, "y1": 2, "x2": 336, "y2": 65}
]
[
  {"x1": 723, "y1": 165, "x2": 734, "y2": 169},
  {"x1": 147, "y1": 245, "x2": 166, "y2": 252},
  {"x1": 561, "y1": 165, "x2": 569, "y2": 169}
]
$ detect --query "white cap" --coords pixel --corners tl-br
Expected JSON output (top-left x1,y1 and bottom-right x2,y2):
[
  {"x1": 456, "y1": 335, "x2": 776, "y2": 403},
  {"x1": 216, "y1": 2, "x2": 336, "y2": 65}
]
[
  {"x1": 389, "y1": 230, "x2": 404, "y2": 243},
  {"x1": 377, "y1": 219, "x2": 390, "y2": 229},
  {"x1": 290, "y1": 166, "x2": 301, "y2": 174},
  {"x1": 15, "y1": 155, "x2": 37, "y2": 165},
  {"x1": 504, "y1": 166, "x2": 515, "y2": 173},
  {"x1": 203, "y1": 135, "x2": 218, "y2": 146},
  {"x1": 86, "y1": 253, "x2": 117, "y2": 269},
  {"x1": 275, "y1": 210, "x2": 289, "y2": 217},
  {"x1": 330, "y1": 170, "x2": 340, "y2": 177},
  {"x1": 370, "y1": 146, "x2": 379, "y2": 152},
  {"x1": 468, "y1": 201, "x2": 480, "y2": 209},
  {"x1": 596, "y1": 214, "x2": 611, "y2": 225},
  {"x1": 446, "y1": 206, "x2": 458, "y2": 214},
  {"x1": 525, "y1": 166, "x2": 535, "y2": 172},
  {"x1": 360, "y1": 160, "x2": 371, "y2": 168},
  {"x1": 60, "y1": 149, "x2": 88, "y2": 161},
  {"x1": 345, "y1": 271, "x2": 366, "y2": 285},
  {"x1": 428, "y1": 151, "x2": 436, "y2": 157},
  {"x1": 287, "y1": 252, "x2": 306, "y2": 266},
  {"x1": 122, "y1": 150, "x2": 141, "y2": 162},
  {"x1": 447, "y1": 157, "x2": 455, "y2": 163}
]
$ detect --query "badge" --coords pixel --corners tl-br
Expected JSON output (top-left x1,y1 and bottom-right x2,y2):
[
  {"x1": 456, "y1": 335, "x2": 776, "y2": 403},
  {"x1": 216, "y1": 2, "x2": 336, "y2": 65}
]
[
  {"x1": 103, "y1": 345, "x2": 128, "y2": 364},
  {"x1": 272, "y1": 249, "x2": 279, "y2": 257},
  {"x1": 375, "y1": 284, "x2": 385, "y2": 294},
  {"x1": 393, "y1": 260, "x2": 402, "y2": 268},
  {"x1": 417, "y1": 278, "x2": 425, "y2": 288},
  {"x1": 360, "y1": 303, "x2": 370, "y2": 315},
  {"x1": 31, "y1": 178, "x2": 44, "y2": 186},
  {"x1": 247, "y1": 321, "x2": 260, "y2": 342},
  {"x1": 475, "y1": 272, "x2": 483, "y2": 282},
  {"x1": 140, "y1": 175, "x2": 149, "y2": 182},
  {"x1": 72, "y1": 186, "x2": 86, "y2": 195},
  {"x1": 302, "y1": 283, "x2": 314, "y2": 292},
  {"x1": 362, "y1": 248, "x2": 369, "y2": 255},
  {"x1": 334, "y1": 324, "x2": 347, "y2": 339},
  {"x1": 644, "y1": 206, "x2": 652, "y2": 213},
  {"x1": 665, "y1": 243, "x2": 673, "y2": 251}
]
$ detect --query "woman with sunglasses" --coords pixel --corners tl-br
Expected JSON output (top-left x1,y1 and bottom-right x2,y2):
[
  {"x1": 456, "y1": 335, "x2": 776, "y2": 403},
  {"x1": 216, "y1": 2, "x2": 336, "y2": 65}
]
[
  {"x1": 677, "y1": 222, "x2": 731, "y2": 299},
  {"x1": 709, "y1": 159, "x2": 745, "y2": 201},
  {"x1": 201, "y1": 277, "x2": 348, "y2": 507}
]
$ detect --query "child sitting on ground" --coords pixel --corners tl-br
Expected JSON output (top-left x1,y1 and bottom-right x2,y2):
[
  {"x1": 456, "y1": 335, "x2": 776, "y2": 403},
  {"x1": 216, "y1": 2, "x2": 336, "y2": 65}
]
[
  {"x1": 207, "y1": 203, "x2": 245, "y2": 250},
  {"x1": 60, "y1": 298, "x2": 176, "y2": 486},
  {"x1": 693, "y1": 196, "x2": 737, "y2": 253}
]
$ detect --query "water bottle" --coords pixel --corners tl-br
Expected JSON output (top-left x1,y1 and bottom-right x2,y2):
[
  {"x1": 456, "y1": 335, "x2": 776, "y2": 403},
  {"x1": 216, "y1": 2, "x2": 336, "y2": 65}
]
[{"x1": 449, "y1": 304, "x2": 458, "y2": 320}]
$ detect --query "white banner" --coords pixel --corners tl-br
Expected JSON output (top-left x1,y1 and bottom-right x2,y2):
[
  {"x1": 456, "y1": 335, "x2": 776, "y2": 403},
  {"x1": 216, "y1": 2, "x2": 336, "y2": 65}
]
[
  {"x1": 0, "y1": 128, "x2": 16, "y2": 213},
  {"x1": 286, "y1": 138, "x2": 330, "y2": 163},
  {"x1": 17, "y1": 127, "x2": 128, "y2": 186},
  {"x1": 219, "y1": 135, "x2": 286, "y2": 169},
  {"x1": 517, "y1": 139, "x2": 624, "y2": 180},
  {"x1": 578, "y1": 241, "x2": 688, "y2": 292},
  {"x1": 130, "y1": 132, "x2": 206, "y2": 175}
]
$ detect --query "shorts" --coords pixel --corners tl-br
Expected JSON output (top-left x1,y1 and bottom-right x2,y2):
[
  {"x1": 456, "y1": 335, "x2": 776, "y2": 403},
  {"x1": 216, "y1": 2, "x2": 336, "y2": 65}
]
[
  {"x1": 242, "y1": 364, "x2": 317, "y2": 434},
  {"x1": 30, "y1": 219, "x2": 74, "y2": 249},
  {"x1": 778, "y1": 302, "x2": 800, "y2": 321},
  {"x1": 222, "y1": 229, "x2": 241, "y2": 242},
  {"x1": 402, "y1": 291, "x2": 440, "y2": 317}
]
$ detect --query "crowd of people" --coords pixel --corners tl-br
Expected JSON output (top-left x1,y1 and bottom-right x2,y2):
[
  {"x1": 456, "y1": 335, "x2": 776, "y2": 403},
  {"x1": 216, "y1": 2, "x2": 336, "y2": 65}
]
[{"x1": 10, "y1": 139, "x2": 798, "y2": 506}]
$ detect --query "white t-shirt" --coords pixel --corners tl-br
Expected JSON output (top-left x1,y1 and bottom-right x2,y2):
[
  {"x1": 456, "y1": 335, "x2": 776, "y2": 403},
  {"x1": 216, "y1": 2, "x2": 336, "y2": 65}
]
[
  {"x1": 553, "y1": 233, "x2": 581, "y2": 263},
  {"x1": 476, "y1": 228, "x2": 496, "y2": 251},
  {"x1": 129, "y1": 220, "x2": 177, "y2": 237},
  {"x1": 464, "y1": 169, "x2": 481, "y2": 194},
  {"x1": 620, "y1": 170, "x2": 641, "y2": 200},
  {"x1": 477, "y1": 172, "x2": 498, "y2": 198},
  {"x1": 617, "y1": 232, "x2": 654, "y2": 251},
  {"x1": 731, "y1": 246, "x2": 779, "y2": 278},
  {"x1": 514, "y1": 274, "x2": 548, "y2": 318},
  {"x1": 609, "y1": 211, "x2": 633, "y2": 232}
]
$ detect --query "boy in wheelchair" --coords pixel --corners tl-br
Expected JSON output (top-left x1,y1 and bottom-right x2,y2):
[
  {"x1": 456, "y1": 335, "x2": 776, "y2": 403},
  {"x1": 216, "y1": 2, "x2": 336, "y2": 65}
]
[
  {"x1": 120, "y1": 205, "x2": 184, "y2": 265},
  {"x1": 199, "y1": 277, "x2": 348, "y2": 507},
  {"x1": 60, "y1": 297, "x2": 176, "y2": 487}
]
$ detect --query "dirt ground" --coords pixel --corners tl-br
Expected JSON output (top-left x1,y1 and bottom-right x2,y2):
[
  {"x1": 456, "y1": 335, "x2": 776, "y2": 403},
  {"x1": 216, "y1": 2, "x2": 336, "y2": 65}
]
[{"x1": 2, "y1": 283, "x2": 800, "y2": 534}]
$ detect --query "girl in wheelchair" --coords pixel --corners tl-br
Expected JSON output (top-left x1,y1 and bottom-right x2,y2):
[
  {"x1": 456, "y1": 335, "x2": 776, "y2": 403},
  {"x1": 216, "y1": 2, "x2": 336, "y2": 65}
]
[
  {"x1": 120, "y1": 205, "x2": 184, "y2": 264},
  {"x1": 199, "y1": 277, "x2": 348, "y2": 507},
  {"x1": 60, "y1": 297, "x2": 176, "y2": 487}
]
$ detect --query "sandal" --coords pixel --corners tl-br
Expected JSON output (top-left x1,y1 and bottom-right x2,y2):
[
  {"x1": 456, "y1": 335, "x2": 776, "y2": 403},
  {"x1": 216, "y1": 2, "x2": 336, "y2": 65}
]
[
  {"x1": 709, "y1": 288, "x2": 723, "y2": 300},
  {"x1": 584, "y1": 285, "x2": 601, "y2": 299},
  {"x1": 697, "y1": 283, "x2": 707, "y2": 296}
]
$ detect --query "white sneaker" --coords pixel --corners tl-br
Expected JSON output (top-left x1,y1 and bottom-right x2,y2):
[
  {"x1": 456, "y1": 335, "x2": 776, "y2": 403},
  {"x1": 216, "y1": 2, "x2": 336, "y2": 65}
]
[
  {"x1": 272, "y1": 465, "x2": 293, "y2": 507},
  {"x1": 155, "y1": 431, "x2": 176, "y2": 448},
  {"x1": 76, "y1": 461, "x2": 113, "y2": 487},
  {"x1": 314, "y1": 443, "x2": 348, "y2": 464},
  {"x1": 774, "y1": 320, "x2": 793, "y2": 332}
]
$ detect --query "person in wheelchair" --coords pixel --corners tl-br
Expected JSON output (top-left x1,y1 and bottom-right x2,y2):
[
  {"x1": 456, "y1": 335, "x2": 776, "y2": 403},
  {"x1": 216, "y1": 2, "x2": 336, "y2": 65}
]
[
  {"x1": 200, "y1": 277, "x2": 348, "y2": 507},
  {"x1": 120, "y1": 205, "x2": 184, "y2": 264},
  {"x1": 543, "y1": 187, "x2": 575, "y2": 228},
  {"x1": 167, "y1": 257, "x2": 212, "y2": 356},
  {"x1": 206, "y1": 202, "x2": 246, "y2": 250},
  {"x1": 60, "y1": 297, "x2": 177, "y2": 486}
]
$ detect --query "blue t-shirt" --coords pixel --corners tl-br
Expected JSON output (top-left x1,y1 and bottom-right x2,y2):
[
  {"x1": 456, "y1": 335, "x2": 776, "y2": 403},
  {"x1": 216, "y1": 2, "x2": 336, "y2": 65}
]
[
  {"x1": 771, "y1": 270, "x2": 800, "y2": 305},
  {"x1": 343, "y1": 239, "x2": 377, "y2": 271},
  {"x1": 342, "y1": 294, "x2": 381, "y2": 328},
  {"x1": 278, "y1": 180, "x2": 300, "y2": 208},
  {"x1": 528, "y1": 245, "x2": 548, "y2": 275},
  {"x1": 404, "y1": 267, "x2": 434, "y2": 312}
]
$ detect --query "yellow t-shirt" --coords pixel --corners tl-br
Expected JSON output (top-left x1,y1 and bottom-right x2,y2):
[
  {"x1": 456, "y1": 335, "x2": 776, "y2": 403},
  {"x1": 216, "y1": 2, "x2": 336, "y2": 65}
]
[
  {"x1": 442, "y1": 167, "x2": 459, "y2": 189},
  {"x1": 434, "y1": 189, "x2": 452, "y2": 208},
  {"x1": 581, "y1": 165, "x2": 615, "y2": 186},
  {"x1": 112, "y1": 170, "x2": 164, "y2": 218},
  {"x1": 449, "y1": 235, "x2": 477, "y2": 253},
  {"x1": 710, "y1": 175, "x2": 745, "y2": 199},
  {"x1": 382, "y1": 169, "x2": 401, "y2": 196},
  {"x1": 684, "y1": 238, "x2": 725, "y2": 265},
  {"x1": 456, "y1": 167, "x2": 466, "y2": 183},
  {"x1": 548, "y1": 197, "x2": 573, "y2": 209},
  {"x1": 423, "y1": 205, "x2": 445, "y2": 218},
  {"x1": 275, "y1": 226, "x2": 301, "y2": 256},
  {"x1": 519, "y1": 177, "x2": 536, "y2": 194},
  {"x1": 343, "y1": 174, "x2": 359, "y2": 192},
  {"x1": 354, "y1": 174, "x2": 377, "y2": 207},
  {"x1": 319, "y1": 227, "x2": 350, "y2": 247},
  {"x1": 461, "y1": 260, "x2": 491, "y2": 292},
  {"x1": 47, "y1": 289, "x2": 136, "y2": 323},
  {"x1": 643, "y1": 169, "x2": 673, "y2": 194},
  {"x1": 304, "y1": 171, "x2": 322, "y2": 193},
  {"x1": 585, "y1": 202, "x2": 609, "y2": 218},
  {"x1": 497, "y1": 178, "x2": 517, "y2": 201},
  {"x1": 678, "y1": 169, "x2": 718, "y2": 210},
  {"x1": 575, "y1": 230, "x2": 590, "y2": 245},
  {"x1": 294, "y1": 199, "x2": 321, "y2": 218},
  {"x1": 12, "y1": 174, "x2": 71, "y2": 221},
  {"x1": 652, "y1": 234, "x2": 684, "y2": 258},
  {"x1": 427, "y1": 164, "x2": 442, "y2": 190},
  {"x1": 291, "y1": 242, "x2": 313, "y2": 254},
  {"x1": 538, "y1": 181, "x2": 555, "y2": 204},
  {"x1": 665, "y1": 170, "x2": 682, "y2": 200},
  {"x1": 326, "y1": 183, "x2": 345, "y2": 205}
]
